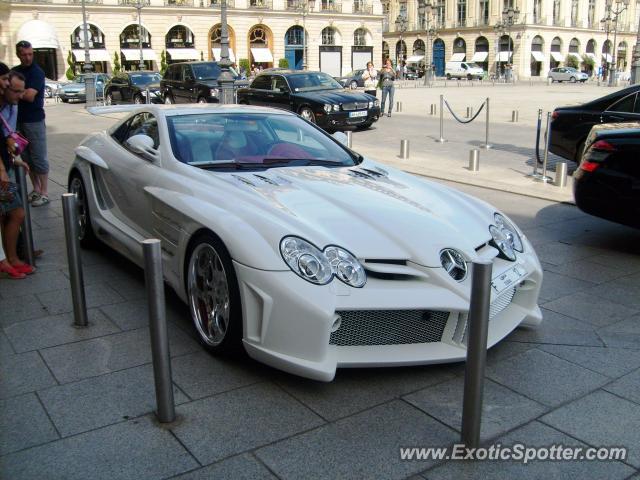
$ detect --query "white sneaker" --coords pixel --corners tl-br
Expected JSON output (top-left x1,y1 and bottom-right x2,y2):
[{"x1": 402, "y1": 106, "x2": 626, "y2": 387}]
[
  {"x1": 28, "y1": 191, "x2": 39, "y2": 202},
  {"x1": 31, "y1": 195, "x2": 50, "y2": 207}
]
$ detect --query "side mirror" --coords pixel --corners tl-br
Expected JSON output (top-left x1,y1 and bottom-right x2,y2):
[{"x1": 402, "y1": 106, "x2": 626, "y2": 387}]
[
  {"x1": 332, "y1": 131, "x2": 349, "y2": 146},
  {"x1": 125, "y1": 134, "x2": 158, "y2": 161}
]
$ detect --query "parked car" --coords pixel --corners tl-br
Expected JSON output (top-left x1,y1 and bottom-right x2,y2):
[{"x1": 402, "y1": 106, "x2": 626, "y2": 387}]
[
  {"x1": 160, "y1": 61, "x2": 247, "y2": 104},
  {"x1": 336, "y1": 69, "x2": 365, "y2": 89},
  {"x1": 548, "y1": 67, "x2": 589, "y2": 83},
  {"x1": 44, "y1": 78, "x2": 67, "y2": 98},
  {"x1": 58, "y1": 73, "x2": 110, "y2": 102},
  {"x1": 549, "y1": 84, "x2": 640, "y2": 161},
  {"x1": 405, "y1": 65, "x2": 424, "y2": 80},
  {"x1": 445, "y1": 61, "x2": 484, "y2": 80},
  {"x1": 237, "y1": 70, "x2": 381, "y2": 130},
  {"x1": 104, "y1": 71, "x2": 163, "y2": 105},
  {"x1": 573, "y1": 122, "x2": 640, "y2": 228},
  {"x1": 69, "y1": 104, "x2": 543, "y2": 381}
]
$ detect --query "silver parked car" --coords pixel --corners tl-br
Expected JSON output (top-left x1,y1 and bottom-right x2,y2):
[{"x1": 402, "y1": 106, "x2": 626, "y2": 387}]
[{"x1": 548, "y1": 67, "x2": 589, "y2": 83}]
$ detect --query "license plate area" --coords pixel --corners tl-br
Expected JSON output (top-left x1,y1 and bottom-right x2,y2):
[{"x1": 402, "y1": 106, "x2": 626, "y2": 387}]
[
  {"x1": 349, "y1": 110, "x2": 367, "y2": 118},
  {"x1": 491, "y1": 264, "x2": 527, "y2": 295}
]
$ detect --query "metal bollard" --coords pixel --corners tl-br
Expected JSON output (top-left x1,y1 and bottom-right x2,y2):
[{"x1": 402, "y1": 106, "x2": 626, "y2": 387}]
[
  {"x1": 145, "y1": 86, "x2": 150, "y2": 104},
  {"x1": 346, "y1": 131, "x2": 353, "y2": 149},
  {"x1": 436, "y1": 95, "x2": 446, "y2": 143},
  {"x1": 511, "y1": 110, "x2": 519, "y2": 122},
  {"x1": 396, "y1": 101, "x2": 402, "y2": 112},
  {"x1": 555, "y1": 161, "x2": 568, "y2": 187},
  {"x1": 469, "y1": 149, "x2": 480, "y2": 171},
  {"x1": 142, "y1": 239, "x2": 176, "y2": 424},
  {"x1": 430, "y1": 103, "x2": 437, "y2": 115},
  {"x1": 461, "y1": 261, "x2": 493, "y2": 448},
  {"x1": 481, "y1": 97, "x2": 491, "y2": 149},
  {"x1": 534, "y1": 112, "x2": 553, "y2": 183},
  {"x1": 400, "y1": 139, "x2": 410, "y2": 159},
  {"x1": 62, "y1": 194, "x2": 88, "y2": 327},
  {"x1": 15, "y1": 165, "x2": 35, "y2": 267}
]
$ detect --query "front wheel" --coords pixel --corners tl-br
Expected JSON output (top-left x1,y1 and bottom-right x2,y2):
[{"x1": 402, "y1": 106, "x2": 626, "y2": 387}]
[
  {"x1": 197, "y1": 97, "x2": 208, "y2": 104},
  {"x1": 164, "y1": 94, "x2": 174, "y2": 104},
  {"x1": 68, "y1": 173, "x2": 98, "y2": 248},
  {"x1": 467, "y1": 74, "x2": 472, "y2": 80},
  {"x1": 187, "y1": 233, "x2": 242, "y2": 354},
  {"x1": 570, "y1": 76, "x2": 577, "y2": 83},
  {"x1": 44, "y1": 86, "x2": 52, "y2": 98},
  {"x1": 446, "y1": 74, "x2": 452, "y2": 80},
  {"x1": 105, "y1": 93, "x2": 114, "y2": 105},
  {"x1": 299, "y1": 107, "x2": 316, "y2": 124},
  {"x1": 350, "y1": 80, "x2": 358, "y2": 89},
  {"x1": 133, "y1": 94, "x2": 144, "y2": 104}
]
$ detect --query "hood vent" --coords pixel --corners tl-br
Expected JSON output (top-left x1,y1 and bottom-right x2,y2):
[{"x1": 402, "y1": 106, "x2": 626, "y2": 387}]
[
  {"x1": 253, "y1": 174, "x2": 280, "y2": 185},
  {"x1": 232, "y1": 175, "x2": 257, "y2": 187},
  {"x1": 348, "y1": 169, "x2": 378, "y2": 180}
]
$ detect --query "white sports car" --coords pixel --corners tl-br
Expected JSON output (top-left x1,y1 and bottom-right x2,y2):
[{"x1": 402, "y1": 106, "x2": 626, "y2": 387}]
[{"x1": 69, "y1": 104, "x2": 543, "y2": 381}]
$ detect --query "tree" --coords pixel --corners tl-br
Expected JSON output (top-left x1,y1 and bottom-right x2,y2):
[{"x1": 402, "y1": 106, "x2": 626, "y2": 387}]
[
  {"x1": 278, "y1": 58, "x2": 289, "y2": 68},
  {"x1": 581, "y1": 54, "x2": 595, "y2": 74},
  {"x1": 65, "y1": 50, "x2": 75, "y2": 80},
  {"x1": 160, "y1": 50, "x2": 168, "y2": 76},
  {"x1": 566, "y1": 54, "x2": 580, "y2": 69},
  {"x1": 113, "y1": 51, "x2": 121, "y2": 74},
  {"x1": 239, "y1": 58, "x2": 250, "y2": 75}
]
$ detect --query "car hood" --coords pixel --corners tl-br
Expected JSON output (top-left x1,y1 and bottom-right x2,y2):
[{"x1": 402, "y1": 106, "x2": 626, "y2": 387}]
[
  {"x1": 293, "y1": 89, "x2": 374, "y2": 103},
  {"x1": 141, "y1": 82, "x2": 161, "y2": 90},
  {"x1": 61, "y1": 83, "x2": 85, "y2": 91},
  {"x1": 216, "y1": 160, "x2": 497, "y2": 267}
]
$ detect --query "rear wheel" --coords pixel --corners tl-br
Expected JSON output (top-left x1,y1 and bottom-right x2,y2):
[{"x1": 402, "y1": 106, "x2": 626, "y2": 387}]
[
  {"x1": 133, "y1": 94, "x2": 144, "y2": 104},
  {"x1": 68, "y1": 173, "x2": 98, "y2": 248},
  {"x1": 44, "y1": 86, "x2": 52, "y2": 98},
  {"x1": 197, "y1": 97, "x2": 208, "y2": 104},
  {"x1": 299, "y1": 106, "x2": 316, "y2": 124},
  {"x1": 446, "y1": 74, "x2": 451, "y2": 80},
  {"x1": 105, "y1": 93, "x2": 114, "y2": 105},
  {"x1": 467, "y1": 74, "x2": 472, "y2": 80},
  {"x1": 350, "y1": 80, "x2": 358, "y2": 89}
]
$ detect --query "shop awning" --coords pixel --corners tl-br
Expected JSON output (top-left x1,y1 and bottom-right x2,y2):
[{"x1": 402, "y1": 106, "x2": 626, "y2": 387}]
[
  {"x1": 450, "y1": 53, "x2": 466, "y2": 61},
  {"x1": 121, "y1": 48, "x2": 157, "y2": 61},
  {"x1": 531, "y1": 51, "x2": 545, "y2": 62},
  {"x1": 471, "y1": 51, "x2": 488, "y2": 62},
  {"x1": 585, "y1": 52, "x2": 596, "y2": 59},
  {"x1": 251, "y1": 47, "x2": 274, "y2": 63},
  {"x1": 496, "y1": 51, "x2": 512, "y2": 62},
  {"x1": 550, "y1": 51, "x2": 565, "y2": 62},
  {"x1": 602, "y1": 53, "x2": 613, "y2": 63},
  {"x1": 73, "y1": 49, "x2": 111, "y2": 62},
  {"x1": 211, "y1": 47, "x2": 236, "y2": 63},
  {"x1": 167, "y1": 48, "x2": 199, "y2": 60},
  {"x1": 406, "y1": 55, "x2": 425, "y2": 63},
  {"x1": 17, "y1": 20, "x2": 60, "y2": 49}
]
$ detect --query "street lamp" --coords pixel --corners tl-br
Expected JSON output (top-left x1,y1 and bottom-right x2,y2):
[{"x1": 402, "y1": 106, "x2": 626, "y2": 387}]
[
  {"x1": 297, "y1": 0, "x2": 314, "y2": 70},
  {"x1": 493, "y1": 22, "x2": 505, "y2": 79},
  {"x1": 632, "y1": 8, "x2": 640, "y2": 83},
  {"x1": 417, "y1": 0, "x2": 437, "y2": 85},
  {"x1": 501, "y1": 5, "x2": 520, "y2": 81},
  {"x1": 217, "y1": 0, "x2": 235, "y2": 104},
  {"x1": 133, "y1": 0, "x2": 145, "y2": 71},
  {"x1": 606, "y1": 0, "x2": 631, "y2": 86},
  {"x1": 80, "y1": 0, "x2": 96, "y2": 106},
  {"x1": 394, "y1": 14, "x2": 408, "y2": 69},
  {"x1": 601, "y1": 13, "x2": 613, "y2": 82}
]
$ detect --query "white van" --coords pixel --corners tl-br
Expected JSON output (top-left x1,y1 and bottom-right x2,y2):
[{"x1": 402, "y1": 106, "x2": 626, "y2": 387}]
[{"x1": 445, "y1": 61, "x2": 484, "y2": 80}]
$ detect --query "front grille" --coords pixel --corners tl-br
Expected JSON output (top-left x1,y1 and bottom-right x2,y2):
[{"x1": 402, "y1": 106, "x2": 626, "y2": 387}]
[
  {"x1": 342, "y1": 101, "x2": 369, "y2": 111},
  {"x1": 329, "y1": 310, "x2": 449, "y2": 346}
]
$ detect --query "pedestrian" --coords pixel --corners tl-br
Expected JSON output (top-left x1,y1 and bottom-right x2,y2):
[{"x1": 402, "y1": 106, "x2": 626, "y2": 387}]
[
  {"x1": 379, "y1": 59, "x2": 396, "y2": 117},
  {"x1": 362, "y1": 61, "x2": 378, "y2": 98},
  {"x1": 0, "y1": 70, "x2": 35, "y2": 278},
  {"x1": 12, "y1": 40, "x2": 50, "y2": 207}
]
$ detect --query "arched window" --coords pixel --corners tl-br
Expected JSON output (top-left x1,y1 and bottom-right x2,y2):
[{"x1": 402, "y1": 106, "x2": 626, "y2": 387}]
[
  {"x1": 531, "y1": 35, "x2": 544, "y2": 52},
  {"x1": 166, "y1": 25, "x2": 194, "y2": 48},
  {"x1": 321, "y1": 27, "x2": 336, "y2": 45},
  {"x1": 382, "y1": 41, "x2": 389, "y2": 63},
  {"x1": 286, "y1": 26, "x2": 304, "y2": 46},
  {"x1": 551, "y1": 37, "x2": 562, "y2": 52},
  {"x1": 413, "y1": 39, "x2": 425, "y2": 55},
  {"x1": 250, "y1": 27, "x2": 269, "y2": 46},
  {"x1": 586, "y1": 39, "x2": 596, "y2": 53},
  {"x1": 120, "y1": 24, "x2": 151, "y2": 49},
  {"x1": 569, "y1": 38, "x2": 580, "y2": 54},
  {"x1": 353, "y1": 28, "x2": 367, "y2": 46},
  {"x1": 475, "y1": 36, "x2": 489, "y2": 52},
  {"x1": 71, "y1": 23, "x2": 105, "y2": 49},
  {"x1": 453, "y1": 37, "x2": 466, "y2": 54},
  {"x1": 396, "y1": 40, "x2": 407, "y2": 62}
]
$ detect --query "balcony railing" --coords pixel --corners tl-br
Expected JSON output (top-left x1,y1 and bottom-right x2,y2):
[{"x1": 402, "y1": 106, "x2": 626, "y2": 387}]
[
  {"x1": 118, "y1": 0, "x2": 150, "y2": 5},
  {"x1": 353, "y1": 0, "x2": 372, "y2": 14},
  {"x1": 456, "y1": 18, "x2": 466, "y2": 27},
  {"x1": 248, "y1": 0, "x2": 272, "y2": 8},
  {"x1": 207, "y1": 0, "x2": 235, "y2": 6},
  {"x1": 68, "y1": 0, "x2": 103, "y2": 4},
  {"x1": 552, "y1": 16, "x2": 563, "y2": 26},
  {"x1": 9, "y1": 0, "x2": 53, "y2": 3},
  {"x1": 320, "y1": 0, "x2": 341, "y2": 13},
  {"x1": 165, "y1": 0, "x2": 194, "y2": 6}
]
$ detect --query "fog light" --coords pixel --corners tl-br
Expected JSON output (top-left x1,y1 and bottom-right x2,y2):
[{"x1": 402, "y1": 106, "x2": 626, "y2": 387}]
[{"x1": 331, "y1": 315, "x2": 342, "y2": 332}]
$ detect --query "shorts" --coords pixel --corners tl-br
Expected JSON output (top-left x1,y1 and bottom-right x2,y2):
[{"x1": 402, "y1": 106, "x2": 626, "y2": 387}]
[
  {"x1": 0, "y1": 171, "x2": 22, "y2": 216},
  {"x1": 18, "y1": 120, "x2": 49, "y2": 175}
]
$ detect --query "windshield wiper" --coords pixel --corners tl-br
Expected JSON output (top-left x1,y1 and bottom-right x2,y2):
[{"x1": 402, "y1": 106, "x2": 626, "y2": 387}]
[{"x1": 261, "y1": 158, "x2": 341, "y2": 167}]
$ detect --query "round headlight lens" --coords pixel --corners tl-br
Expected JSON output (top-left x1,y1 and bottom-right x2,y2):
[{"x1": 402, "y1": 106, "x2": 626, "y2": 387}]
[
  {"x1": 494, "y1": 213, "x2": 523, "y2": 252},
  {"x1": 333, "y1": 104, "x2": 340, "y2": 112},
  {"x1": 280, "y1": 237, "x2": 332, "y2": 285},
  {"x1": 374, "y1": 99, "x2": 380, "y2": 107},
  {"x1": 210, "y1": 88, "x2": 219, "y2": 97},
  {"x1": 489, "y1": 225, "x2": 516, "y2": 261},
  {"x1": 324, "y1": 246, "x2": 366, "y2": 288},
  {"x1": 323, "y1": 104, "x2": 332, "y2": 113}
]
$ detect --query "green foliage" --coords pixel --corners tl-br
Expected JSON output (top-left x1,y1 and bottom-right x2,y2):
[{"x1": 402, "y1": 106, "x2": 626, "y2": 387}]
[
  {"x1": 239, "y1": 58, "x2": 250, "y2": 74},
  {"x1": 113, "y1": 51, "x2": 121, "y2": 74},
  {"x1": 581, "y1": 54, "x2": 595, "y2": 71},
  {"x1": 566, "y1": 54, "x2": 580, "y2": 69},
  {"x1": 160, "y1": 50, "x2": 168, "y2": 76},
  {"x1": 65, "y1": 50, "x2": 75, "y2": 80},
  {"x1": 278, "y1": 58, "x2": 289, "y2": 68}
]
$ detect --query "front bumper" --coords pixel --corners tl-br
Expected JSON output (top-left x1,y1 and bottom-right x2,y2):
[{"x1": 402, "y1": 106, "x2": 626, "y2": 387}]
[
  {"x1": 236, "y1": 238, "x2": 543, "y2": 381},
  {"x1": 315, "y1": 108, "x2": 381, "y2": 128}
]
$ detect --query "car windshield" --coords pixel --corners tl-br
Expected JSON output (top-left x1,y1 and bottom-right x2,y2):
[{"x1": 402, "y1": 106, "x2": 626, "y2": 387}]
[
  {"x1": 287, "y1": 73, "x2": 344, "y2": 92},
  {"x1": 466, "y1": 63, "x2": 481, "y2": 69},
  {"x1": 167, "y1": 112, "x2": 357, "y2": 169},
  {"x1": 72, "y1": 75, "x2": 88, "y2": 83},
  {"x1": 130, "y1": 73, "x2": 161, "y2": 85},
  {"x1": 192, "y1": 63, "x2": 240, "y2": 80}
]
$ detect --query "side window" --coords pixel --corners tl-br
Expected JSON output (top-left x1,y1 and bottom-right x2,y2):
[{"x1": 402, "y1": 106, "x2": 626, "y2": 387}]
[
  {"x1": 272, "y1": 76, "x2": 289, "y2": 92},
  {"x1": 607, "y1": 93, "x2": 637, "y2": 114},
  {"x1": 183, "y1": 65, "x2": 193, "y2": 81},
  {"x1": 251, "y1": 75, "x2": 271, "y2": 90},
  {"x1": 124, "y1": 113, "x2": 160, "y2": 150}
]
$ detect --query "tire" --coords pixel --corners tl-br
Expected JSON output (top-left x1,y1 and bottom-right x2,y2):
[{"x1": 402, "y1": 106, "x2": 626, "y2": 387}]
[
  {"x1": 44, "y1": 86, "x2": 52, "y2": 98},
  {"x1": 61, "y1": 98, "x2": 69, "y2": 103},
  {"x1": 68, "y1": 173, "x2": 98, "y2": 248},
  {"x1": 105, "y1": 93, "x2": 114, "y2": 105},
  {"x1": 570, "y1": 76, "x2": 576, "y2": 83},
  {"x1": 164, "y1": 94, "x2": 174, "y2": 104},
  {"x1": 467, "y1": 74, "x2": 472, "y2": 80},
  {"x1": 299, "y1": 106, "x2": 316, "y2": 124},
  {"x1": 575, "y1": 139, "x2": 586, "y2": 162},
  {"x1": 197, "y1": 97, "x2": 208, "y2": 104},
  {"x1": 133, "y1": 94, "x2": 144, "y2": 104},
  {"x1": 350, "y1": 80, "x2": 358, "y2": 89},
  {"x1": 186, "y1": 232, "x2": 242, "y2": 354},
  {"x1": 356, "y1": 122, "x2": 373, "y2": 130},
  {"x1": 446, "y1": 74, "x2": 451, "y2": 80}
]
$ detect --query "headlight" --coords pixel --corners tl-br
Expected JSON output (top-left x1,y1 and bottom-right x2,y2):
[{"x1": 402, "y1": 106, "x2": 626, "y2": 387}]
[
  {"x1": 374, "y1": 99, "x2": 380, "y2": 107},
  {"x1": 368, "y1": 101, "x2": 374, "y2": 108},
  {"x1": 333, "y1": 104, "x2": 340, "y2": 112},
  {"x1": 210, "y1": 88, "x2": 218, "y2": 97},
  {"x1": 489, "y1": 213, "x2": 523, "y2": 261},
  {"x1": 324, "y1": 104, "x2": 332, "y2": 113},
  {"x1": 280, "y1": 236, "x2": 366, "y2": 287}
]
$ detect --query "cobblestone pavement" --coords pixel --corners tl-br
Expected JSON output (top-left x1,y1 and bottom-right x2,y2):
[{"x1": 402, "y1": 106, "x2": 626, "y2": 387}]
[{"x1": 1, "y1": 91, "x2": 639, "y2": 479}]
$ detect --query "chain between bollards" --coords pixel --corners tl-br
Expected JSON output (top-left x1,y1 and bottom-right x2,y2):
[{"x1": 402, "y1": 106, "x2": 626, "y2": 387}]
[
  {"x1": 461, "y1": 261, "x2": 493, "y2": 448},
  {"x1": 480, "y1": 97, "x2": 491, "y2": 149},
  {"x1": 142, "y1": 239, "x2": 176, "y2": 424},
  {"x1": 15, "y1": 165, "x2": 35, "y2": 267},
  {"x1": 61, "y1": 193, "x2": 88, "y2": 327}
]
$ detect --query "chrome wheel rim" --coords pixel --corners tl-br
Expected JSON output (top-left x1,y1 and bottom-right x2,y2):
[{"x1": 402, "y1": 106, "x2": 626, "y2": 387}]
[
  {"x1": 164, "y1": 96, "x2": 173, "y2": 104},
  {"x1": 198, "y1": 97, "x2": 207, "y2": 104},
  {"x1": 300, "y1": 108, "x2": 314, "y2": 122},
  {"x1": 105, "y1": 94, "x2": 112, "y2": 105},
  {"x1": 69, "y1": 177, "x2": 87, "y2": 240},
  {"x1": 134, "y1": 95, "x2": 142, "y2": 104},
  {"x1": 188, "y1": 243, "x2": 230, "y2": 346}
]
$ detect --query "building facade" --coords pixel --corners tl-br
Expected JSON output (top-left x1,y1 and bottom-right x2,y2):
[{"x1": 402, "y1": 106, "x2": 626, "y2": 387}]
[
  {"x1": 382, "y1": 0, "x2": 639, "y2": 79},
  {"x1": 0, "y1": 0, "x2": 384, "y2": 79}
]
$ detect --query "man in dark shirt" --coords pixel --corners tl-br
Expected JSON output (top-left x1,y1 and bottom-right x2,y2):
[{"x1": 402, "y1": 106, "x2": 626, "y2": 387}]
[{"x1": 12, "y1": 40, "x2": 50, "y2": 207}]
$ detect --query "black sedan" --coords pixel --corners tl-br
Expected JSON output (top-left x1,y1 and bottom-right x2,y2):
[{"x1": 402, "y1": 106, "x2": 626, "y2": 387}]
[
  {"x1": 237, "y1": 70, "x2": 380, "y2": 130},
  {"x1": 549, "y1": 84, "x2": 640, "y2": 162},
  {"x1": 104, "y1": 71, "x2": 163, "y2": 105},
  {"x1": 573, "y1": 122, "x2": 640, "y2": 228}
]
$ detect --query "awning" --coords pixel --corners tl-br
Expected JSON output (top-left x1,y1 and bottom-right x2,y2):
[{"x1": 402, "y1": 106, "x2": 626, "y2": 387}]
[
  {"x1": 550, "y1": 51, "x2": 565, "y2": 62},
  {"x1": 211, "y1": 47, "x2": 236, "y2": 63},
  {"x1": 531, "y1": 51, "x2": 545, "y2": 62},
  {"x1": 602, "y1": 53, "x2": 613, "y2": 63},
  {"x1": 121, "y1": 49, "x2": 157, "y2": 61},
  {"x1": 251, "y1": 47, "x2": 274, "y2": 63},
  {"x1": 406, "y1": 55, "x2": 425, "y2": 62},
  {"x1": 72, "y1": 49, "x2": 111, "y2": 62},
  {"x1": 496, "y1": 51, "x2": 512, "y2": 62},
  {"x1": 471, "y1": 51, "x2": 488, "y2": 62},
  {"x1": 450, "y1": 53, "x2": 466, "y2": 61},
  {"x1": 585, "y1": 52, "x2": 596, "y2": 59},
  {"x1": 17, "y1": 20, "x2": 60, "y2": 49},
  {"x1": 167, "y1": 48, "x2": 199, "y2": 61}
]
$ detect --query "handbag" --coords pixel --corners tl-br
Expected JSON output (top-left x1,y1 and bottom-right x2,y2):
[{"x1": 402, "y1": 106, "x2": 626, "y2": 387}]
[{"x1": 0, "y1": 109, "x2": 29, "y2": 157}]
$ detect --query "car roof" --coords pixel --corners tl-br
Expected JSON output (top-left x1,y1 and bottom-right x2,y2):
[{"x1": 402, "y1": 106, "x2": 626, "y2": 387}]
[{"x1": 123, "y1": 104, "x2": 299, "y2": 117}]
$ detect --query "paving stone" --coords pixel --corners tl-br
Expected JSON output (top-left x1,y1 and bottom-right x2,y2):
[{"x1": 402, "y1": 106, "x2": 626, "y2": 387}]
[
  {"x1": 36, "y1": 282, "x2": 126, "y2": 316},
  {"x1": 171, "y1": 453, "x2": 278, "y2": 480},
  {"x1": 533, "y1": 243, "x2": 603, "y2": 267},
  {"x1": 423, "y1": 421, "x2": 635, "y2": 480},
  {"x1": 0, "y1": 392, "x2": 59, "y2": 455},
  {"x1": 485, "y1": 341, "x2": 537, "y2": 368},
  {"x1": 100, "y1": 297, "x2": 189, "y2": 332},
  {"x1": 598, "y1": 315, "x2": 640, "y2": 336},
  {"x1": 0, "y1": 415, "x2": 198, "y2": 480},
  {"x1": 277, "y1": 364, "x2": 456, "y2": 422},
  {"x1": 40, "y1": 324, "x2": 200, "y2": 384},
  {"x1": 172, "y1": 383, "x2": 325, "y2": 465},
  {"x1": 541, "y1": 390, "x2": 640, "y2": 468},
  {"x1": 486, "y1": 349, "x2": 609, "y2": 407},
  {"x1": 0, "y1": 330, "x2": 15, "y2": 357},
  {"x1": 597, "y1": 332, "x2": 640, "y2": 350},
  {"x1": 0, "y1": 295, "x2": 48, "y2": 327},
  {"x1": 105, "y1": 275, "x2": 147, "y2": 301},
  {"x1": 537, "y1": 271, "x2": 595, "y2": 302},
  {"x1": 0, "y1": 270, "x2": 70, "y2": 299},
  {"x1": 604, "y1": 368, "x2": 640, "y2": 406},
  {"x1": 255, "y1": 400, "x2": 457, "y2": 480},
  {"x1": 404, "y1": 377, "x2": 547, "y2": 440},
  {"x1": 542, "y1": 292, "x2": 639, "y2": 328},
  {"x1": 4, "y1": 309, "x2": 121, "y2": 353},
  {"x1": 507, "y1": 309, "x2": 603, "y2": 347},
  {"x1": 538, "y1": 344, "x2": 640, "y2": 378},
  {"x1": 583, "y1": 281, "x2": 640, "y2": 310},
  {"x1": 0, "y1": 351, "x2": 58, "y2": 400},
  {"x1": 589, "y1": 252, "x2": 640, "y2": 274},
  {"x1": 545, "y1": 260, "x2": 625, "y2": 285},
  {"x1": 38, "y1": 364, "x2": 189, "y2": 437},
  {"x1": 171, "y1": 351, "x2": 265, "y2": 400}
]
